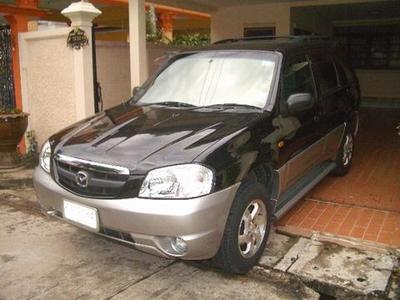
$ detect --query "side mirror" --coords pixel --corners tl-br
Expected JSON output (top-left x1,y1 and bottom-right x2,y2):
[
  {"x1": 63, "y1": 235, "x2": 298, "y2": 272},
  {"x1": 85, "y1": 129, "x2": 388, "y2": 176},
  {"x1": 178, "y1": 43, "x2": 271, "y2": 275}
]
[
  {"x1": 287, "y1": 93, "x2": 314, "y2": 115},
  {"x1": 131, "y1": 86, "x2": 145, "y2": 102},
  {"x1": 132, "y1": 86, "x2": 141, "y2": 96}
]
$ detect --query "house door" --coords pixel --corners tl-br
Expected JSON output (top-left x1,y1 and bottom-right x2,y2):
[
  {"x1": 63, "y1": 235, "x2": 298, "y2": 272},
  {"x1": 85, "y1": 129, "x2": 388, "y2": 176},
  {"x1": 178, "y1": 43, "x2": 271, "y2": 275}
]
[{"x1": 0, "y1": 25, "x2": 16, "y2": 110}]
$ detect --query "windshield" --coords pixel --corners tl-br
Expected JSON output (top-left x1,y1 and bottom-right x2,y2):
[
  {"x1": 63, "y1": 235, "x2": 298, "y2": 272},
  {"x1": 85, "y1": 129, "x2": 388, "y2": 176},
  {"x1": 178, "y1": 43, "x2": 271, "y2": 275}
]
[{"x1": 137, "y1": 51, "x2": 277, "y2": 109}]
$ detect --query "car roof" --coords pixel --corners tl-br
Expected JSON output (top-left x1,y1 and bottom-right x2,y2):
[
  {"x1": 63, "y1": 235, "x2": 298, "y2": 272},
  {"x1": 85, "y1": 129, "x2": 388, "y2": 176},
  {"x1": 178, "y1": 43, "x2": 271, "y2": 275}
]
[{"x1": 193, "y1": 36, "x2": 337, "y2": 56}]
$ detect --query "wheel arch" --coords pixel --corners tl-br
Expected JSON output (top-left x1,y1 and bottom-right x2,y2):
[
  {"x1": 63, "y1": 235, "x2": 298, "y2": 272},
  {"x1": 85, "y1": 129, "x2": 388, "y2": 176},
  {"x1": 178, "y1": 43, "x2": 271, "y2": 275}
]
[{"x1": 243, "y1": 163, "x2": 279, "y2": 209}]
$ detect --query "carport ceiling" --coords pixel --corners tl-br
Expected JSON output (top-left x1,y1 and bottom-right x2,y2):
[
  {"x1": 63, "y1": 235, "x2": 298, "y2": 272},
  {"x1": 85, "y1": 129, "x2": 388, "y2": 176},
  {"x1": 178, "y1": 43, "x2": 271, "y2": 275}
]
[
  {"x1": 36, "y1": 0, "x2": 312, "y2": 13},
  {"x1": 153, "y1": 0, "x2": 400, "y2": 12},
  {"x1": 292, "y1": 0, "x2": 400, "y2": 22},
  {"x1": 0, "y1": 0, "x2": 211, "y2": 14},
  {"x1": 153, "y1": 0, "x2": 289, "y2": 10},
  {"x1": 35, "y1": 0, "x2": 286, "y2": 15},
  {"x1": 4, "y1": 0, "x2": 399, "y2": 17}
]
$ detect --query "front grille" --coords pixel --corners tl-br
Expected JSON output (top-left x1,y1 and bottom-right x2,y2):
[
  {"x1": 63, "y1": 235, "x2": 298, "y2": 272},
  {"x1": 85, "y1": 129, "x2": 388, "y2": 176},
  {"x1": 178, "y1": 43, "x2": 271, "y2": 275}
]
[{"x1": 53, "y1": 154, "x2": 130, "y2": 198}]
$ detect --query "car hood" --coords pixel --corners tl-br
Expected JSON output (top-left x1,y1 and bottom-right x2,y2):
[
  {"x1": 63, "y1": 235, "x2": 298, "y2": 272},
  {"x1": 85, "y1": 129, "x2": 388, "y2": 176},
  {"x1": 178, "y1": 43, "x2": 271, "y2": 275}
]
[{"x1": 52, "y1": 103, "x2": 264, "y2": 174}]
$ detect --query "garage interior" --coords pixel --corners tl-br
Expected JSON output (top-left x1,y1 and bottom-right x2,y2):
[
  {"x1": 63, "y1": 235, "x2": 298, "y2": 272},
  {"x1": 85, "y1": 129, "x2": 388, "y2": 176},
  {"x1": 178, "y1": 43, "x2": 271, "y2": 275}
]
[
  {"x1": 278, "y1": 108, "x2": 400, "y2": 248},
  {"x1": 276, "y1": 1, "x2": 400, "y2": 249}
]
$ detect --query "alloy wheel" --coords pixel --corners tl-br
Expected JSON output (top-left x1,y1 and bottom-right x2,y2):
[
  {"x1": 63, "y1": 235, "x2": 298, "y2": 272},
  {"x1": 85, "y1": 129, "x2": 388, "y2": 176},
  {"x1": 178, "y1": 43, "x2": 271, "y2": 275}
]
[
  {"x1": 238, "y1": 199, "x2": 267, "y2": 258},
  {"x1": 343, "y1": 133, "x2": 353, "y2": 166}
]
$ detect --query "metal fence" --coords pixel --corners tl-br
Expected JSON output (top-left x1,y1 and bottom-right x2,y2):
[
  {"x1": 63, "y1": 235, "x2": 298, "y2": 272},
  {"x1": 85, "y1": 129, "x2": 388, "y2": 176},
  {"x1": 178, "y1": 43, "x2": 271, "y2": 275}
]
[{"x1": 0, "y1": 25, "x2": 16, "y2": 110}]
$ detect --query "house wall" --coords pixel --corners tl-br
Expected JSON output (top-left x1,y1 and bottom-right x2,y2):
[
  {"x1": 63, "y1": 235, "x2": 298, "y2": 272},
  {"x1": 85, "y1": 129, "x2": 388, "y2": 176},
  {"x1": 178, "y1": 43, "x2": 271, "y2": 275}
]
[
  {"x1": 211, "y1": 2, "x2": 291, "y2": 42},
  {"x1": 19, "y1": 28, "x2": 77, "y2": 146},
  {"x1": 95, "y1": 41, "x2": 131, "y2": 109},
  {"x1": 95, "y1": 42, "x2": 186, "y2": 110}
]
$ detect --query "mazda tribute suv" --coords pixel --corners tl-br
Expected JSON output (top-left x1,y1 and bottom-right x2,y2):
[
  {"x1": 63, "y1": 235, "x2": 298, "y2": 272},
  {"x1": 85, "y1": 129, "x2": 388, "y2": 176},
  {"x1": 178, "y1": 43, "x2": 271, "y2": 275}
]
[{"x1": 34, "y1": 36, "x2": 360, "y2": 274}]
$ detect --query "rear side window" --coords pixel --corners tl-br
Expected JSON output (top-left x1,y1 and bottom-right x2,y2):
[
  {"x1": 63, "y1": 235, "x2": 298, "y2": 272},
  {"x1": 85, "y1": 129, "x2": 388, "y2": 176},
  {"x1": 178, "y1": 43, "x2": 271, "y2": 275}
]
[
  {"x1": 315, "y1": 59, "x2": 339, "y2": 95},
  {"x1": 283, "y1": 56, "x2": 315, "y2": 101}
]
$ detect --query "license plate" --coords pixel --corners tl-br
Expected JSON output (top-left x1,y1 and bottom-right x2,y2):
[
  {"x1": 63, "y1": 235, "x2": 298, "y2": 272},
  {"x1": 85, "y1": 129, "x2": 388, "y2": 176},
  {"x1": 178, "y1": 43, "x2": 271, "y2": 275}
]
[{"x1": 63, "y1": 200, "x2": 99, "y2": 231}]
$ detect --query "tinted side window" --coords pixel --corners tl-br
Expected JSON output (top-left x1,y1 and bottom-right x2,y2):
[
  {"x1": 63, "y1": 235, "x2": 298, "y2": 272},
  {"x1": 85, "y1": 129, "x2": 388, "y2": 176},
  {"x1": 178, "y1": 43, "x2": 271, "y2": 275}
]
[
  {"x1": 283, "y1": 56, "x2": 315, "y2": 101},
  {"x1": 315, "y1": 60, "x2": 338, "y2": 95}
]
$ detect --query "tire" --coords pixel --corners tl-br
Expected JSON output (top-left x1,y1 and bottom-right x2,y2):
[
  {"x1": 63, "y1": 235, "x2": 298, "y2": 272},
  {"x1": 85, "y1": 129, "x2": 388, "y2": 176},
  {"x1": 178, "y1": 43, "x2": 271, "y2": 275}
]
[
  {"x1": 212, "y1": 182, "x2": 272, "y2": 274},
  {"x1": 332, "y1": 128, "x2": 354, "y2": 176}
]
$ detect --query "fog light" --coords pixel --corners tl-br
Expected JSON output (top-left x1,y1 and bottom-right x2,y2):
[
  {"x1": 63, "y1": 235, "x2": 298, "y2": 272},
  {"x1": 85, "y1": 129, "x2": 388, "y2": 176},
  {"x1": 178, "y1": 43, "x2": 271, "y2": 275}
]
[{"x1": 171, "y1": 237, "x2": 187, "y2": 254}]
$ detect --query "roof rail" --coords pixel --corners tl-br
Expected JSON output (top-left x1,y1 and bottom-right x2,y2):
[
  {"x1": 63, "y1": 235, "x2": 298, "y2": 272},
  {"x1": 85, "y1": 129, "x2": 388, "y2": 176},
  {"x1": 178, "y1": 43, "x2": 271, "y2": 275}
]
[{"x1": 213, "y1": 35, "x2": 330, "y2": 44}]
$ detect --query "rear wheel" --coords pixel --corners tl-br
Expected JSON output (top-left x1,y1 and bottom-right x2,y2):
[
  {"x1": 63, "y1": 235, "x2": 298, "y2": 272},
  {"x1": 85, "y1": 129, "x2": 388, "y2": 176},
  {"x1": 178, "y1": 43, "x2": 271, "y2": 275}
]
[
  {"x1": 332, "y1": 129, "x2": 354, "y2": 176},
  {"x1": 212, "y1": 182, "x2": 272, "y2": 274}
]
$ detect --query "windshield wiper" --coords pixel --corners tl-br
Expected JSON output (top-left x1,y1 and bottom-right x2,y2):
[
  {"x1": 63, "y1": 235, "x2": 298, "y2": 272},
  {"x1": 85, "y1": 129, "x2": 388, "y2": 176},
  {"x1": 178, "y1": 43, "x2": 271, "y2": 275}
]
[
  {"x1": 145, "y1": 101, "x2": 197, "y2": 108},
  {"x1": 201, "y1": 103, "x2": 261, "y2": 109}
]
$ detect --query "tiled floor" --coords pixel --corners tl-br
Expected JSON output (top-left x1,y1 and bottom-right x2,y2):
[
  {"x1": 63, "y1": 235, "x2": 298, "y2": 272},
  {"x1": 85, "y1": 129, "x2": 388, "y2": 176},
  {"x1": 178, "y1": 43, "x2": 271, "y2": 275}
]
[
  {"x1": 310, "y1": 108, "x2": 400, "y2": 212},
  {"x1": 278, "y1": 198, "x2": 400, "y2": 248},
  {"x1": 278, "y1": 108, "x2": 400, "y2": 248}
]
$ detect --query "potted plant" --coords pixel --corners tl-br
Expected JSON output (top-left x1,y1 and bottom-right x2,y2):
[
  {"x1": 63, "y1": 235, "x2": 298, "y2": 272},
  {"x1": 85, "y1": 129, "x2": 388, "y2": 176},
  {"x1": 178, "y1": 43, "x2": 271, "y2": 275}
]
[{"x1": 0, "y1": 105, "x2": 29, "y2": 169}]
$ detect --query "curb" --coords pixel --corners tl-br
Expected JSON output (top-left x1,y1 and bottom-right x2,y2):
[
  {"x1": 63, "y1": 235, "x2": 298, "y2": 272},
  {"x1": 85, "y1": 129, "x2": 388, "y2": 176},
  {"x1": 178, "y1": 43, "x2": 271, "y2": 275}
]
[
  {"x1": 0, "y1": 168, "x2": 34, "y2": 190},
  {"x1": 259, "y1": 233, "x2": 398, "y2": 299}
]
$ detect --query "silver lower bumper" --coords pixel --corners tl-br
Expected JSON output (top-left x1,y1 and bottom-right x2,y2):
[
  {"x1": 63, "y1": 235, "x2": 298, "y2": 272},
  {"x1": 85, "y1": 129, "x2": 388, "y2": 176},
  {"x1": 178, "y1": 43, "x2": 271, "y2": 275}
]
[{"x1": 33, "y1": 167, "x2": 240, "y2": 260}]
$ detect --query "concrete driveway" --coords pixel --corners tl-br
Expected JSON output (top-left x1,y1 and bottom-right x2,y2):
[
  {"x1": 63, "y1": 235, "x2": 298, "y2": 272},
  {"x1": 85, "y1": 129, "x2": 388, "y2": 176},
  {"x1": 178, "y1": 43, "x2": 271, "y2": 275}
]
[{"x1": 0, "y1": 190, "x2": 317, "y2": 300}]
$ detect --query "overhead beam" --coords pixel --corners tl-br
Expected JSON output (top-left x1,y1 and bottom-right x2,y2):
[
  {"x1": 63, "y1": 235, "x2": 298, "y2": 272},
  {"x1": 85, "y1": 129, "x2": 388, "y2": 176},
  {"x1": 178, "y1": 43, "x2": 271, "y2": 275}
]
[
  {"x1": 148, "y1": 0, "x2": 215, "y2": 13},
  {"x1": 150, "y1": 3, "x2": 210, "y2": 19},
  {"x1": 0, "y1": 4, "x2": 49, "y2": 17},
  {"x1": 90, "y1": 0, "x2": 211, "y2": 18}
]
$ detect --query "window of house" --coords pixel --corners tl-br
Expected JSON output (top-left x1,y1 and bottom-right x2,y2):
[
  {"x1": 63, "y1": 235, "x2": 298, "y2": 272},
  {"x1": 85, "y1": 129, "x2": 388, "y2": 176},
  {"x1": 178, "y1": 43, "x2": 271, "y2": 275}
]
[
  {"x1": 314, "y1": 59, "x2": 339, "y2": 95},
  {"x1": 244, "y1": 26, "x2": 275, "y2": 38},
  {"x1": 283, "y1": 56, "x2": 315, "y2": 101},
  {"x1": 334, "y1": 25, "x2": 400, "y2": 69}
]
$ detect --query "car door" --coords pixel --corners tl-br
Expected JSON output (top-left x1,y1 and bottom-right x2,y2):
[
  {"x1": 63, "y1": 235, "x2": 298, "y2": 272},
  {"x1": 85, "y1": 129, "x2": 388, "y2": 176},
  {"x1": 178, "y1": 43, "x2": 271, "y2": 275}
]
[
  {"x1": 310, "y1": 54, "x2": 349, "y2": 160},
  {"x1": 276, "y1": 54, "x2": 325, "y2": 193}
]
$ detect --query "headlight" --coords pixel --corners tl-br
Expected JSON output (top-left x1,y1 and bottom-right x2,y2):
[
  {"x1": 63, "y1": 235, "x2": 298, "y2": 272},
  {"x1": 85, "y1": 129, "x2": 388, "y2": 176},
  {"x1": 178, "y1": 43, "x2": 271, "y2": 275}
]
[
  {"x1": 40, "y1": 141, "x2": 51, "y2": 173},
  {"x1": 139, "y1": 164, "x2": 214, "y2": 199}
]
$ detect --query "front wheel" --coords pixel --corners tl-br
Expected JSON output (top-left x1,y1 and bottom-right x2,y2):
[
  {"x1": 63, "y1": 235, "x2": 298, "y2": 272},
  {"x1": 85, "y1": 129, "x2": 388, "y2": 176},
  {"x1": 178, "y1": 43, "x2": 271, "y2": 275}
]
[
  {"x1": 212, "y1": 182, "x2": 272, "y2": 274},
  {"x1": 332, "y1": 129, "x2": 354, "y2": 176}
]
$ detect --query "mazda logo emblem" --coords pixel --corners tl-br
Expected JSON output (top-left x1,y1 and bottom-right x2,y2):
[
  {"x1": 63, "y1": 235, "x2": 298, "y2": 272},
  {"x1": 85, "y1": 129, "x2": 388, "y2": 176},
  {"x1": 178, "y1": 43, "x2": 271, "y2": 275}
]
[{"x1": 75, "y1": 171, "x2": 89, "y2": 188}]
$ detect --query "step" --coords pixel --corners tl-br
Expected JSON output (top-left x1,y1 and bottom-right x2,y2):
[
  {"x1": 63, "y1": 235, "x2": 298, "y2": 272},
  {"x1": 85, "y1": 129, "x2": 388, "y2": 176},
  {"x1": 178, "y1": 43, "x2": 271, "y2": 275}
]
[
  {"x1": 0, "y1": 167, "x2": 34, "y2": 190},
  {"x1": 258, "y1": 232, "x2": 398, "y2": 298}
]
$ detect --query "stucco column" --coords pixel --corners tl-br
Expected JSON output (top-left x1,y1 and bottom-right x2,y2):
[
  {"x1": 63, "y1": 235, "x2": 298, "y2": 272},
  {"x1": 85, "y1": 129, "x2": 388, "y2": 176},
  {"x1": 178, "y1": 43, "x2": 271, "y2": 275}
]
[
  {"x1": 62, "y1": 1, "x2": 101, "y2": 120},
  {"x1": 129, "y1": 0, "x2": 148, "y2": 90}
]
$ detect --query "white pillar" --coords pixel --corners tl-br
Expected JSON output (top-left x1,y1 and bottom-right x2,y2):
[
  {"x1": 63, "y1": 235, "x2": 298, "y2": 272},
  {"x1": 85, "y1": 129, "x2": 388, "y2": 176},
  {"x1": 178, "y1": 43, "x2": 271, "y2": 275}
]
[
  {"x1": 62, "y1": 1, "x2": 101, "y2": 119},
  {"x1": 129, "y1": 0, "x2": 148, "y2": 90}
]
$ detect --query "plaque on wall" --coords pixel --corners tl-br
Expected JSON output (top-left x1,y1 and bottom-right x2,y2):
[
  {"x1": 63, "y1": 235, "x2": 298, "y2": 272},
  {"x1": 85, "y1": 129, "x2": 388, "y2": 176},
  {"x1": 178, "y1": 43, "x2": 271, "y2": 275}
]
[{"x1": 67, "y1": 28, "x2": 89, "y2": 50}]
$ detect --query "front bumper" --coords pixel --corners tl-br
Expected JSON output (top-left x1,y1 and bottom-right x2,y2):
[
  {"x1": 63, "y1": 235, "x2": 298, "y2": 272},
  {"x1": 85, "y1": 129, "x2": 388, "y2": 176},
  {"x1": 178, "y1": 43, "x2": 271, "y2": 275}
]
[{"x1": 33, "y1": 167, "x2": 240, "y2": 260}]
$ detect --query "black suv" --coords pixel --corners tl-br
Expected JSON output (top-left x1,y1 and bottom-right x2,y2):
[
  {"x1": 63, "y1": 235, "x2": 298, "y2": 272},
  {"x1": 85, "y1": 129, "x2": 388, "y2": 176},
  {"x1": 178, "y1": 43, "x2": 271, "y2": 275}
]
[{"x1": 34, "y1": 36, "x2": 360, "y2": 274}]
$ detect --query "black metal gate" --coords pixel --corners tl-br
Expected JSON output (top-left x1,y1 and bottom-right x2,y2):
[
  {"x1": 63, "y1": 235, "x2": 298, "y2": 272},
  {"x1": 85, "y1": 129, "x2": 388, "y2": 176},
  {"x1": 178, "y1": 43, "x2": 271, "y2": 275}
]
[
  {"x1": 92, "y1": 26, "x2": 103, "y2": 113},
  {"x1": 0, "y1": 25, "x2": 16, "y2": 110}
]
